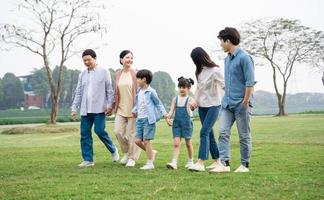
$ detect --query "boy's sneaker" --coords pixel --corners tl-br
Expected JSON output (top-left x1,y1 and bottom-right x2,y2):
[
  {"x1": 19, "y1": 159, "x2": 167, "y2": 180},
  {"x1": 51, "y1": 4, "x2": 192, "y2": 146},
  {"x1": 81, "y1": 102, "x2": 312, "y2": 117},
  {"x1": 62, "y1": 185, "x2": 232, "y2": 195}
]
[
  {"x1": 209, "y1": 162, "x2": 230, "y2": 173},
  {"x1": 120, "y1": 155, "x2": 129, "y2": 165},
  {"x1": 78, "y1": 161, "x2": 94, "y2": 168},
  {"x1": 185, "y1": 161, "x2": 194, "y2": 169},
  {"x1": 206, "y1": 161, "x2": 221, "y2": 169},
  {"x1": 188, "y1": 162, "x2": 205, "y2": 172},
  {"x1": 152, "y1": 150, "x2": 158, "y2": 161},
  {"x1": 112, "y1": 148, "x2": 120, "y2": 162},
  {"x1": 125, "y1": 159, "x2": 136, "y2": 167},
  {"x1": 166, "y1": 162, "x2": 178, "y2": 170},
  {"x1": 234, "y1": 165, "x2": 249, "y2": 173},
  {"x1": 140, "y1": 163, "x2": 154, "y2": 170}
]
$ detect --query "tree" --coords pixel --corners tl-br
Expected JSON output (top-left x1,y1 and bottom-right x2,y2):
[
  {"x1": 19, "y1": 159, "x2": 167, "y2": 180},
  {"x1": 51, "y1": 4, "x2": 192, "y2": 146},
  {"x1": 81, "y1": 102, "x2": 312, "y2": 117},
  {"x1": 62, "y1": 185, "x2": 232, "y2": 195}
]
[
  {"x1": 240, "y1": 18, "x2": 324, "y2": 116},
  {"x1": 1, "y1": 0, "x2": 107, "y2": 124},
  {"x1": 2, "y1": 73, "x2": 24, "y2": 109},
  {"x1": 151, "y1": 71, "x2": 176, "y2": 110}
]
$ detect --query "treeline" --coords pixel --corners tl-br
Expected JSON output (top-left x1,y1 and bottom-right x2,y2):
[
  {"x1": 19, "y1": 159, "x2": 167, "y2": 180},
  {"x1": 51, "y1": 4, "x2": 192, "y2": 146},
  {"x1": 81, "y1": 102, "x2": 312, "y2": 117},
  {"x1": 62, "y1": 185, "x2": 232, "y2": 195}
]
[{"x1": 0, "y1": 68, "x2": 176, "y2": 110}]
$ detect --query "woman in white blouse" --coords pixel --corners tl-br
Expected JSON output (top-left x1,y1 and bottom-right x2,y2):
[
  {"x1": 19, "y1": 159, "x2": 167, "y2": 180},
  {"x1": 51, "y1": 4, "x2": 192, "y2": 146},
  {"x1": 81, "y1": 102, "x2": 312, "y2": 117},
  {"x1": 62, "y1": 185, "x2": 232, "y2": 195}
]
[{"x1": 188, "y1": 47, "x2": 225, "y2": 172}]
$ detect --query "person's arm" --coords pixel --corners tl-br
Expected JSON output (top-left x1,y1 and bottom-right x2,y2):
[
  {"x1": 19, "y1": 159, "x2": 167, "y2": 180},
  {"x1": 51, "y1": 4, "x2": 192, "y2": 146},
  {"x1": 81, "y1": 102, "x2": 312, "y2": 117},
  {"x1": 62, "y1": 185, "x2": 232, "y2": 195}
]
[
  {"x1": 71, "y1": 73, "x2": 82, "y2": 120},
  {"x1": 131, "y1": 91, "x2": 138, "y2": 118},
  {"x1": 213, "y1": 68, "x2": 225, "y2": 89},
  {"x1": 241, "y1": 55, "x2": 257, "y2": 108},
  {"x1": 105, "y1": 70, "x2": 115, "y2": 115},
  {"x1": 166, "y1": 97, "x2": 176, "y2": 118},
  {"x1": 150, "y1": 90, "x2": 167, "y2": 117}
]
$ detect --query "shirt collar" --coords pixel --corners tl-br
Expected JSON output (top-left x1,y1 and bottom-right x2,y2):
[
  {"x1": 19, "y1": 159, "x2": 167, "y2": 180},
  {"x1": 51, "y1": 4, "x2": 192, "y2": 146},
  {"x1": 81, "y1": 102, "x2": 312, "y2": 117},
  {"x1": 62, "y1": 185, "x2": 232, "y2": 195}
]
[{"x1": 228, "y1": 47, "x2": 241, "y2": 59}]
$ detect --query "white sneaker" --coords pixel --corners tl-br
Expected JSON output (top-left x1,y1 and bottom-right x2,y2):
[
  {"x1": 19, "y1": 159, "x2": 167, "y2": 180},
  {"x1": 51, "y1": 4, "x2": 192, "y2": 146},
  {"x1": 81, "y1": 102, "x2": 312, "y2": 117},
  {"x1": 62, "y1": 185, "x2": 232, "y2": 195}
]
[
  {"x1": 152, "y1": 150, "x2": 158, "y2": 161},
  {"x1": 234, "y1": 165, "x2": 250, "y2": 173},
  {"x1": 166, "y1": 162, "x2": 178, "y2": 170},
  {"x1": 120, "y1": 155, "x2": 129, "y2": 165},
  {"x1": 112, "y1": 148, "x2": 120, "y2": 162},
  {"x1": 206, "y1": 161, "x2": 221, "y2": 169},
  {"x1": 185, "y1": 162, "x2": 194, "y2": 169},
  {"x1": 209, "y1": 163, "x2": 230, "y2": 173},
  {"x1": 140, "y1": 163, "x2": 154, "y2": 170},
  {"x1": 125, "y1": 159, "x2": 136, "y2": 167},
  {"x1": 188, "y1": 163, "x2": 205, "y2": 172},
  {"x1": 78, "y1": 161, "x2": 94, "y2": 168}
]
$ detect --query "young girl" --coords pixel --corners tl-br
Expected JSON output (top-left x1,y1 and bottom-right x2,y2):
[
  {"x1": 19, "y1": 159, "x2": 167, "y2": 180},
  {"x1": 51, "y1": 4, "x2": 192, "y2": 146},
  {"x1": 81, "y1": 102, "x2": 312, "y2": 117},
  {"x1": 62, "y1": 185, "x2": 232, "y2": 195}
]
[{"x1": 166, "y1": 77, "x2": 195, "y2": 170}]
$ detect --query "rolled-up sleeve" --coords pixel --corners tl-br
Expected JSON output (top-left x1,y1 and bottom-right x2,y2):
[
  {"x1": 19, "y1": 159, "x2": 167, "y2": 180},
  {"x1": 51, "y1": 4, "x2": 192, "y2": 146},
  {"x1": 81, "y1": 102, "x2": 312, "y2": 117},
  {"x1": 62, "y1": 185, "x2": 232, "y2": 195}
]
[
  {"x1": 105, "y1": 70, "x2": 115, "y2": 109},
  {"x1": 242, "y1": 55, "x2": 257, "y2": 87},
  {"x1": 71, "y1": 74, "x2": 82, "y2": 112}
]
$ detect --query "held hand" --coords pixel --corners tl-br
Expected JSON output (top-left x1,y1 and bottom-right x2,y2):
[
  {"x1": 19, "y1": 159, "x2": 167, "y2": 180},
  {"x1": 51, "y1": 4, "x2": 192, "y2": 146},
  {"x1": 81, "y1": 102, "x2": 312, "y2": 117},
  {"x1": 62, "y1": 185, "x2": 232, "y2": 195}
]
[
  {"x1": 105, "y1": 107, "x2": 113, "y2": 116},
  {"x1": 242, "y1": 101, "x2": 249, "y2": 108},
  {"x1": 165, "y1": 117, "x2": 172, "y2": 126},
  {"x1": 71, "y1": 111, "x2": 77, "y2": 121},
  {"x1": 189, "y1": 99, "x2": 198, "y2": 111},
  {"x1": 132, "y1": 112, "x2": 137, "y2": 118}
]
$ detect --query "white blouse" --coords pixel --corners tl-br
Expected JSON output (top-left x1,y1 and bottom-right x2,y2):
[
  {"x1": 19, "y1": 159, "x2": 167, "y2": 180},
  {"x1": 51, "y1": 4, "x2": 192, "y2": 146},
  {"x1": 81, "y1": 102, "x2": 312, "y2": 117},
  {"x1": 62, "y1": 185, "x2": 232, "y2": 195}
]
[{"x1": 195, "y1": 66, "x2": 225, "y2": 107}]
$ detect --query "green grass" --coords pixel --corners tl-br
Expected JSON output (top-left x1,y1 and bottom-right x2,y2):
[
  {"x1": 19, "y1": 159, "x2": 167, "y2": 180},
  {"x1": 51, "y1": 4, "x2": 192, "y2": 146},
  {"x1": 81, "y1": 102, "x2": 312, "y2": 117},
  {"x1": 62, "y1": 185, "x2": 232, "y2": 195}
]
[{"x1": 0, "y1": 115, "x2": 323, "y2": 199}]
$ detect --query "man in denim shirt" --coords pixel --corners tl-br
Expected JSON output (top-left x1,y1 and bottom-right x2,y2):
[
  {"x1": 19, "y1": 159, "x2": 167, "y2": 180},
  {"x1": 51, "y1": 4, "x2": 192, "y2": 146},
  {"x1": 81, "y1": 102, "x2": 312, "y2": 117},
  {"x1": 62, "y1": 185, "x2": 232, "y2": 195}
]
[
  {"x1": 210, "y1": 27, "x2": 256, "y2": 173},
  {"x1": 71, "y1": 49, "x2": 119, "y2": 167}
]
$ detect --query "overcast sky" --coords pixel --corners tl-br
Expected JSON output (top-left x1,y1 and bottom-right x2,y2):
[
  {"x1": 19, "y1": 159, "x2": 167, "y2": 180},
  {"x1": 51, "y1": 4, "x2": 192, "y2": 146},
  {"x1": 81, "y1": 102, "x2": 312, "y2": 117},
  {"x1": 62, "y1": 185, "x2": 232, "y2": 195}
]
[{"x1": 0, "y1": 0, "x2": 323, "y2": 94}]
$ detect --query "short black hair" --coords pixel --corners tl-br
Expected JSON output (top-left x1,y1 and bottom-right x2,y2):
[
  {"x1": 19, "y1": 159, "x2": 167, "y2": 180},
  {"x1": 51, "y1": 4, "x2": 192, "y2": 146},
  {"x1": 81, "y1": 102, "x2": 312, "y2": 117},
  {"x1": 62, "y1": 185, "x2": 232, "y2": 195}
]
[
  {"x1": 217, "y1": 27, "x2": 240, "y2": 45},
  {"x1": 136, "y1": 69, "x2": 153, "y2": 84},
  {"x1": 119, "y1": 50, "x2": 133, "y2": 65},
  {"x1": 178, "y1": 76, "x2": 194, "y2": 88},
  {"x1": 82, "y1": 49, "x2": 97, "y2": 59}
]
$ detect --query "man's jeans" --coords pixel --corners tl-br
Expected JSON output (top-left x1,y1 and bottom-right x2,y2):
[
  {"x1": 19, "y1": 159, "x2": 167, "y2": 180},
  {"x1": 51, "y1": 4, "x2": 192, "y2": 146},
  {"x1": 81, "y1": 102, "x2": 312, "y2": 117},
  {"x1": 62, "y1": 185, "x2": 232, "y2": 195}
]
[
  {"x1": 218, "y1": 105, "x2": 252, "y2": 166},
  {"x1": 80, "y1": 113, "x2": 116, "y2": 162}
]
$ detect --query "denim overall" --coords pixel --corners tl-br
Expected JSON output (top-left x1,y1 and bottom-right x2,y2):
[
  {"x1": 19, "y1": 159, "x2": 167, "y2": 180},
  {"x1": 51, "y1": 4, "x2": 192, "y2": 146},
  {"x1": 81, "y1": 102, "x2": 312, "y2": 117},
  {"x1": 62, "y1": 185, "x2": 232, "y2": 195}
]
[{"x1": 172, "y1": 96, "x2": 193, "y2": 139}]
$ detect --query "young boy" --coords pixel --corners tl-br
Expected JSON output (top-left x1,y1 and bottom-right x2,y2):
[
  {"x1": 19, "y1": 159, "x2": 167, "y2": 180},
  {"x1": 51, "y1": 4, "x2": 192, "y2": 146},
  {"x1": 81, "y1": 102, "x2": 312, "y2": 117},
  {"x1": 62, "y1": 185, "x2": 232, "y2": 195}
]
[{"x1": 132, "y1": 69, "x2": 168, "y2": 170}]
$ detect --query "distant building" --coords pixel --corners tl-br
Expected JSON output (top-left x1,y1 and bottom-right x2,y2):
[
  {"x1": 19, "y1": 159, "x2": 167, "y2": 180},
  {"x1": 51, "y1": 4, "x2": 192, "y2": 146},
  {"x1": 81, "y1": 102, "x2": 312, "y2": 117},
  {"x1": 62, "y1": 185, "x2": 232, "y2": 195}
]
[{"x1": 18, "y1": 75, "x2": 44, "y2": 109}]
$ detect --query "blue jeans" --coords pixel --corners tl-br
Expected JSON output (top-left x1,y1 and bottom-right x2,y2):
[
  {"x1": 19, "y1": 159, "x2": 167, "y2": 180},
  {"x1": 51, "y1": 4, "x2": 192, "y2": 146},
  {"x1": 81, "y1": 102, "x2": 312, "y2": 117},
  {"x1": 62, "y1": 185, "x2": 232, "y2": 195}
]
[
  {"x1": 218, "y1": 105, "x2": 252, "y2": 166},
  {"x1": 135, "y1": 118, "x2": 156, "y2": 140},
  {"x1": 198, "y1": 106, "x2": 221, "y2": 160},
  {"x1": 80, "y1": 113, "x2": 116, "y2": 162}
]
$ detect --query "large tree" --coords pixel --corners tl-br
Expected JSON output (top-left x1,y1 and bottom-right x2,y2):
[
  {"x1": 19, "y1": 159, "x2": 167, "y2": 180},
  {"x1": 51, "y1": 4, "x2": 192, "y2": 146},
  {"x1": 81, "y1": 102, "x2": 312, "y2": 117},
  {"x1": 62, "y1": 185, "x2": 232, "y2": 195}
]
[
  {"x1": 2, "y1": 73, "x2": 24, "y2": 109},
  {"x1": 151, "y1": 71, "x2": 176, "y2": 110},
  {"x1": 240, "y1": 18, "x2": 324, "y2": 116},
  {"x1": 0, "y1": 0, "x2": 106, "y2": 123},
  {"x1": 0, "y1": 78, "x2": 4, "y2": 109}
]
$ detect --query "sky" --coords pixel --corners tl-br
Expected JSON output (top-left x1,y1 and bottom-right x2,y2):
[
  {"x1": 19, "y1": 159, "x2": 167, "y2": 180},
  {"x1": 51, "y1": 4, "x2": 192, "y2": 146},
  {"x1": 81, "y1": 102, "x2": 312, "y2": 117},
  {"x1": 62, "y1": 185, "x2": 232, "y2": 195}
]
[{"x1": 0, "y1": 0, "x2": 323, "y2": 94}]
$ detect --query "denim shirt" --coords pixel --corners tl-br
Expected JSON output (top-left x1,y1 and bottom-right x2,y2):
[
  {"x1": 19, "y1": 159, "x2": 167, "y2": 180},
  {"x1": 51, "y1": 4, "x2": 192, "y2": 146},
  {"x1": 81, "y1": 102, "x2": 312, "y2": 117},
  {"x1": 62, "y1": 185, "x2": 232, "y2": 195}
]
[
  {"x1": 132, "y1": 86, "x2": 167, "y2": 124},
  {"x1": 71, "y1": 66, "x2": 114, "y2": 116},
  {"x1": 221, "y1": 48, "x2": 257, "y2": 109}
]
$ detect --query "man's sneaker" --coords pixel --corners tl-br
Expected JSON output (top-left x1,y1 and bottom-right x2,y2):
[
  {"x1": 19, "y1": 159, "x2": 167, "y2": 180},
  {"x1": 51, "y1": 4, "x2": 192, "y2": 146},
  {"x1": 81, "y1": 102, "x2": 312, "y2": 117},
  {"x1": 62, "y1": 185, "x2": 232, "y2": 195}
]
[
  {"x1": 112, "y1": 148, "x2": 120, "y2": 162},
  {"x1": 152, "y1": 150, "x2": 158, "y2": 161},
  {"x1": 185, "y1": 162, "x2": 194, "y2": 169},
  {"x1": 166, "y1": 162, "x2": 177, "y2": 170},
  {"x1": 125, "y1": 159, "x2": 136, "y2": 167},
  {"x1": 140, "y1": 163, "x2": 154, "y2": 170},
  {"x1": 188, "y1": 162, "x2": 205, "y2": 172},
  {"x1": 209, "y1": 163, "x2": 230, "y2": 173},
  {"x1": 206, "y1": 161, "x2": 221, "y2": 169},
  {"x1": 120, "y1": 155, "x2": 129, "y2": 165},
  {"x1": 78, "y1": 161, "x2": 94, "y2": 168},
  {"x1": 234, "y1": 165, "x2": 250, "y2": 173}
]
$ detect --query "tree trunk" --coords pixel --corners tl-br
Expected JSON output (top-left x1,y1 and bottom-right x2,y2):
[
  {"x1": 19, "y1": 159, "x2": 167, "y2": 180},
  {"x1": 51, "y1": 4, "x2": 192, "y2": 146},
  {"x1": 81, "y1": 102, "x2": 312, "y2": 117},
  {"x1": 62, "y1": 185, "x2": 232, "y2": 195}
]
[
  {"x1": 49, "y1": 96, "x2": 58, "y2": 124},
  {"x1": 277, "y1": 98, "x2": 287, "y2": 116}
]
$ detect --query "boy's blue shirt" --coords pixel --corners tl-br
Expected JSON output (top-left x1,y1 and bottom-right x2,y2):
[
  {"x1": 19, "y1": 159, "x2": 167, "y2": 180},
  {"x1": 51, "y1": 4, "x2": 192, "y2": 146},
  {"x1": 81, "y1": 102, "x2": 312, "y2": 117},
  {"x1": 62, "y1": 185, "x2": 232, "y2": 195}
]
[{"x1": 132, "y1": 86, "x2": 167, "y2": 124}]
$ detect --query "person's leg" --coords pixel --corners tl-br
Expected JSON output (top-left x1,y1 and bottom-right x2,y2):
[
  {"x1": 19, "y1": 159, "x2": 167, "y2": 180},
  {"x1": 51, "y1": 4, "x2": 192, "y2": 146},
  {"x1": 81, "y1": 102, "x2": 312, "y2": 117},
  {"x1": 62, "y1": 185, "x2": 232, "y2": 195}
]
[
  {"x1": 114, "y1": 114, "x2": 129, "y2": 154},
  {"x1": 185, "y1": 139, "x2": 193, "y2": 160},
  {"x1": 172, "y1": 137, "x2": 181, "y2": 161},
  {"x1": 93, "y1": 113, "x2": 116, "y2": 154},
  {"x1": 235, "y1": 106, "x2": 252, "y2": 168},
  {"x1": 208, "y1": 106, "x2": 221, "y2": 160},
  {"x1": 143, "y1": 140, "x2": 153, "y2": 161},
  {"x1": 135, "y1": 118, "x2": 146, "y2": 150},
  {"x1": 80, "y1": 114, "x2": 94, "y2": 162},
  {"x1": 126, "y1": 117, "x2": 141, "y2": 161},
  {"x1": 218, "y1": 107, "x2": 235, "y2": 166},
  {"x1": 197, "y1": 107, "x2": 209, "y2": 163}
]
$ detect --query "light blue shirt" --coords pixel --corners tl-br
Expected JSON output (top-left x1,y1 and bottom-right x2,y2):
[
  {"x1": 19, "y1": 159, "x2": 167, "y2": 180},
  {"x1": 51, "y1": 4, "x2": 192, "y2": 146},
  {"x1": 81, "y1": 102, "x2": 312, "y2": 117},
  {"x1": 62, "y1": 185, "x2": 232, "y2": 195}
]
[
  {"x1": 71, "y1": 66, "x2": 114, "y2": 116},
  {"x1": 222, "y1": 48, "x2": 257, "y2": 109},
  {"x1": 132, "y1": 86, "x2": 167, "y2": 124}
]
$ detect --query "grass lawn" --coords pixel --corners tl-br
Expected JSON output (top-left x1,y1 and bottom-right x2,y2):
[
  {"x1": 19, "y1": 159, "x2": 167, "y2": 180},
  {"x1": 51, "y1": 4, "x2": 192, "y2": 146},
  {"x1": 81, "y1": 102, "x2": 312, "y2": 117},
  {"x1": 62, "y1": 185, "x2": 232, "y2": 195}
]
[{"x1": 0, "y1": 114, "x2": 323, "y2": 199}]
